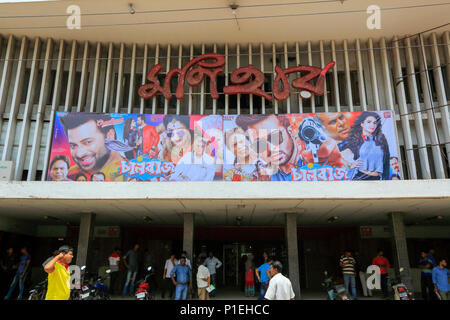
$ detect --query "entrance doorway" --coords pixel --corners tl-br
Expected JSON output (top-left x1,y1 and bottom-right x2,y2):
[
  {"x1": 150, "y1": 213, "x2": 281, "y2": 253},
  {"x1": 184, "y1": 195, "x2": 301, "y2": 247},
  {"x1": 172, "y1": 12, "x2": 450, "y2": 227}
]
[
  {"x1": 194, "y1": 239, "x2": 286, "y2": 293},
  {"x1": 223, "y1": 244, "x2": 239, "y2": 287}
]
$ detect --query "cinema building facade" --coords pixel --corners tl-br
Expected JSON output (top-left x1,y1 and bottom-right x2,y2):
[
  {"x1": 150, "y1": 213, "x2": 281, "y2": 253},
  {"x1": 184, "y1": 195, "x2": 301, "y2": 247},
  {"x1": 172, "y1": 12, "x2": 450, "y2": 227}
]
[{"x1": 0, "y1": 1, "x2": 449, "y2": 298}]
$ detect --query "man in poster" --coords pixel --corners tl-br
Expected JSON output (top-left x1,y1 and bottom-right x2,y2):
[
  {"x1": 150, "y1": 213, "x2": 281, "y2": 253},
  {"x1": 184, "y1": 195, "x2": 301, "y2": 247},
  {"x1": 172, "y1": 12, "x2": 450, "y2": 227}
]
[
  {"x1": 136, "y1": 114, "x2": 160, "y2": 159},
  {"x1": 235, "y1": 114, "x2": 343, "y2": 181},
  {"x1": 48, "y1": 155, "x2": 72, "y2": 181},
  {"x1": 316, "y1": 112, "x2": 351, "y2": 151},
  {"x1": 59, "y1": 113, "x2": 126, "y2": 181}
]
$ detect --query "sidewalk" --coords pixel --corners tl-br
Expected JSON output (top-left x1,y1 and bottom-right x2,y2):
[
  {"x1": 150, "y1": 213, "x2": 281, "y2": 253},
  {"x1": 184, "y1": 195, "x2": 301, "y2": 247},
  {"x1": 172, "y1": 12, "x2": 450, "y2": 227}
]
[{"x1": 111, "y1": 288, "x2": 386, "y2": 300}]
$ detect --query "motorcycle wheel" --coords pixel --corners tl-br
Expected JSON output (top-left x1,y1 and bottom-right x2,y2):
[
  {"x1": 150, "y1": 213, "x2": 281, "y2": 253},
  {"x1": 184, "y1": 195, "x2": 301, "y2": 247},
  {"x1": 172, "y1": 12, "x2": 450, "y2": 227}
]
[{"x1": 28, "y1": 293, "x2": 39, "y2": 300}]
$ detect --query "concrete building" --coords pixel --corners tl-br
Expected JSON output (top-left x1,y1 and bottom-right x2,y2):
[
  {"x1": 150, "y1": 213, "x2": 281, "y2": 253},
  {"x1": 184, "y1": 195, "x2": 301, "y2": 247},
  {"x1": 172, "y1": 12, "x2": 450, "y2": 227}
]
[{"x1": 0, "y1": 0, "x2": 449, "y2": 299}]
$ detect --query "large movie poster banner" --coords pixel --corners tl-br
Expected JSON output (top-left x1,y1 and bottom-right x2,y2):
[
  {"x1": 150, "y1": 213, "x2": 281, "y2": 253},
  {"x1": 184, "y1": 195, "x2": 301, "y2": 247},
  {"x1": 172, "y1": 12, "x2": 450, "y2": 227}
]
[
  {"x1": 48, "y1": 112, "x2": 223, "y2": 181},
  {"x1": 47, "y1": 110, "x2": 400, "y2": 182},
  {"x1": 223, "y1": 111, "x2": 400, "y2": 181}
]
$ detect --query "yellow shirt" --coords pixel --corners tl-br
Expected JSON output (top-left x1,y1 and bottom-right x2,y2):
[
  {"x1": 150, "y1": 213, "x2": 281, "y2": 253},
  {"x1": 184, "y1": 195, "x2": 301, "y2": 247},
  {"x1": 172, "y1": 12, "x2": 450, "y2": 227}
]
[{"x1": 45, "y1": 261, "x2": 70, "y2": 300}]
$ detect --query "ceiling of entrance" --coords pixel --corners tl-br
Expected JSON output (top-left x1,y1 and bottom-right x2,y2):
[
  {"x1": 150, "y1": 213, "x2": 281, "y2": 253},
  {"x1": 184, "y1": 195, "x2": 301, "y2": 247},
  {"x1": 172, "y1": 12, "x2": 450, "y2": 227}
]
[
  {"x1": 1, "y1": 198, "x2": 450, "y2": 226},
  {"x1": 1, "y1": 180, "x2": 450, "y2": 227},
  {"x1": 0, "y1": 0, "x2": 449, "y2": 45}
]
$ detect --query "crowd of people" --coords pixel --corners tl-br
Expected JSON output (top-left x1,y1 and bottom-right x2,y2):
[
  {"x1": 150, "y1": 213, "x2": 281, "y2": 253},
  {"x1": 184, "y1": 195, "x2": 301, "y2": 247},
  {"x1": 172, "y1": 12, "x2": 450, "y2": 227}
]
[
  {"x1": 338, "y1": 248, "x2": 449, "y2": 300},
  {"x1": 1, "y1": 244, "x2": 448, "y2": 300}
]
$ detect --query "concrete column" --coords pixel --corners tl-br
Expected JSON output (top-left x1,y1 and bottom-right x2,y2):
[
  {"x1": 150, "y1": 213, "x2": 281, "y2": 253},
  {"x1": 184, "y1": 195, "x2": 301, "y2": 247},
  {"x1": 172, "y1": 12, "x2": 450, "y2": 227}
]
[
  {"x1": 183, "y1": 213, "x2": 194, "y2": 263},
  {"x1": 389, "y1": 212, "x2": 413, "y2": 290},
  {"x1": 285, "y1": 212, "x2": 301, "y2": 300},
  {"x1": 76, "y1": 212, "x2": 96, "y2": 267}
]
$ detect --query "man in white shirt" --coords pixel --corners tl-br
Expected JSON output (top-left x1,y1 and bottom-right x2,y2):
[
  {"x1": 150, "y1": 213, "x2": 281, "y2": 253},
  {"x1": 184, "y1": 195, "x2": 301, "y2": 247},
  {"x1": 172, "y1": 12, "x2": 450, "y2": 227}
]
[
  {"x1": 108, "y1": 247, "x2": 121, "y2": 295},
  {"x1": 179, "y1": 251, "x2": 191, "y2": 268},
  {"x1": 264, "y1": 261, "x2": 295, "y2": 300},
  {"x1": 204, "y1": 251, "x2": 222, "y2": 297},
  {"x1": 162, "y1": 253, "x2": 178, "y2": 299},
  {"x1": 196, "y1": 257, "x2": 211, "y2": 300},
  {"x1": 170, "y1": 137, "x2": 216, "y2": 181}
]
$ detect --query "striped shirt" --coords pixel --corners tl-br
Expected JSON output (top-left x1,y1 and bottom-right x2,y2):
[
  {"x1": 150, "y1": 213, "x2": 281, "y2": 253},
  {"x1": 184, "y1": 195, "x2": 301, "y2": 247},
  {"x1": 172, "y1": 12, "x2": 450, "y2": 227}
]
[
  {"x1": 419, "y1": 257, "x2": 434, "y2": 276},
  {"x1": 340, "y1": 255, "x2": 356, "y2": 275}
]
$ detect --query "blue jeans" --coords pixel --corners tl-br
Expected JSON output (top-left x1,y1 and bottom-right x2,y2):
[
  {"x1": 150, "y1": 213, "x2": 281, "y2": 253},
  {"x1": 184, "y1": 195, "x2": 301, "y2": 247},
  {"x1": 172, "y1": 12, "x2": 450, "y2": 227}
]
[
  {"x1": 5, "y1": 273, "x2": 26, "y2": 300},
  {"x1": 122, "y1": 269, "x2": 137, "y2": 296},
  {"x1": 175, "y1": 284, "x2": 188, "y2": 300},
  {"x1": 343, "y1": 274, "x2": 357, "y2": 298},
  {"x1": 258, "y1": 281, "x2": 269, "y2": 300}
]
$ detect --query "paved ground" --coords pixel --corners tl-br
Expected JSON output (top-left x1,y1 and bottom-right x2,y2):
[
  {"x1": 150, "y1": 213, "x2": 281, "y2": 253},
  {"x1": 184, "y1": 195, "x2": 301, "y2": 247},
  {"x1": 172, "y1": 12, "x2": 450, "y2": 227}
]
[{"x1": 111, "y1": 287, "x2": 388, "y2": 300}]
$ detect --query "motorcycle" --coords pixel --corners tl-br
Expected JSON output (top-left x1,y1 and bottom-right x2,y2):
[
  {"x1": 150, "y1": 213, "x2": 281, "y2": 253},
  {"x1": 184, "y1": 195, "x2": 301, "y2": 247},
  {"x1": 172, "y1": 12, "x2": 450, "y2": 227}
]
[
  {"x1": 321, "y1": 271, "x2": 349, "y2": 300},
  {"x1": 89, "y1": 269, "x2": 111, "y2": 300},
  {"x1": 391, "y1": 267, "x2": 414, "y2": 300},
  {"x1": 70, "y1": 265, "x2": 91, "y2": 300},
  {"x1": 71, "y1": 266, "x2": 111, "y2": 300},
  {"x1": 28, "y1": 279, "x2": 48, "y2": 300},
  {"x1": 135, "y1": 266, "x2": 154, "y2": 300}
]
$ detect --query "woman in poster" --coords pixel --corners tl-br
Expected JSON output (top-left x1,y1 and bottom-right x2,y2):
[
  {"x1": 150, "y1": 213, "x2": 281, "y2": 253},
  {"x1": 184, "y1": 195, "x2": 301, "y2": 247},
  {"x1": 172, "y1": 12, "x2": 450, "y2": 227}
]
[
  {"x1": 223, "y1": 127, "x2": 259, "y2": 181},
  {"x1": 123, "y1": 117, "x2": 139, "y2": 159},
  {"x1": 343, "y1": 111, "x2": 390, "y2": 180},
  {"x1": 161, "y1": 115, "x2": 192, "y2": 165}
]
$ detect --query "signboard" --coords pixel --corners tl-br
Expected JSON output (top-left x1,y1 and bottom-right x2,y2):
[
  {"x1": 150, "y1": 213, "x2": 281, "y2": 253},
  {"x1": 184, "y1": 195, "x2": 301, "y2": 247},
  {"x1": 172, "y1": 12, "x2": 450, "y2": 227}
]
[
  {"x1": 0, "y1": 161, "x2": 14, "y2": 181},
  {"x1": 47, "y1": 110, "x2": 400, "y2": 182},
  {"x1": 138, "y1": 53, "x2": 335, "y2": 103}
]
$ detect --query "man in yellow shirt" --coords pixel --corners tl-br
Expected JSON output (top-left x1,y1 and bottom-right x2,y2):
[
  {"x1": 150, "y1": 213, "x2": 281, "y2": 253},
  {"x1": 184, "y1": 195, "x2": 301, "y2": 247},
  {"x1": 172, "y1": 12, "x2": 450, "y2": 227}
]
[{"x1": 43, "y1": 246, "x2": 74, "y2": 300}]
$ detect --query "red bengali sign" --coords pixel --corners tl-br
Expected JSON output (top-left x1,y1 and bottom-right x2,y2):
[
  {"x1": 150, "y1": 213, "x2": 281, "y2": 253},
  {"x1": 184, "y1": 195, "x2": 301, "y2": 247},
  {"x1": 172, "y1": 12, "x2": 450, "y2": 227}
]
[{"x1": 138, "y1": 53, "x2": 335, "y2": 102}]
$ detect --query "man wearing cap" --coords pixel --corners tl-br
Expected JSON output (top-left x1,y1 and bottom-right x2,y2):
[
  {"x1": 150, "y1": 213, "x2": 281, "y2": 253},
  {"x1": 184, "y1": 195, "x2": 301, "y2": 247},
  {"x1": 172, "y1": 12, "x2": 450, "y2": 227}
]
[{"x1": 43, "y1": 246, "x2": 74, "y2": 300}]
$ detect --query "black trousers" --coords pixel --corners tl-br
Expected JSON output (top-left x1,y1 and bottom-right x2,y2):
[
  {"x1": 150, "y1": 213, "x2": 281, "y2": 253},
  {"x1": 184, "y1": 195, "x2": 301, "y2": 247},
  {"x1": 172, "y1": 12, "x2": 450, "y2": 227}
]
[
  {"x1": 161, "y1": 278, "x2": 174, "y2": 298},
  {"x1": 109, "y1": 271, "x2": 119, "y2": 294},
  {"x1": 421, "y1": 275, "x2": 435, "y2": 300},
  {"x1": 380, "y1": 274, "x2": 388, "y2": 297}
]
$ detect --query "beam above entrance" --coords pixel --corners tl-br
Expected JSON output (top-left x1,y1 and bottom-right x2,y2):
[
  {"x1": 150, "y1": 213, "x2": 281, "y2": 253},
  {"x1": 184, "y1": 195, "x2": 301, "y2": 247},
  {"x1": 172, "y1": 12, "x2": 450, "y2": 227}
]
[{"x1": 1, "y1": 180, "x2": 449, "y2": 200}]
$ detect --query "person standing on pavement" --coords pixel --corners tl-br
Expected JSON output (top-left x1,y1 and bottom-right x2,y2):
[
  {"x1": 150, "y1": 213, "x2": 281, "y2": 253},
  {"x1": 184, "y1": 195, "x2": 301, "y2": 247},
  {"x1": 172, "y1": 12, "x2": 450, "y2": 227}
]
[
  {"x1": 419, "y1": 250, "x2": 435, "y2": 300},
  {"x1": 340, "y1": 250, "x2": 357, "y2": 300},
  {"x1": 1, "y1": 247, "x2": 17, "y2": 297},
  {"x1": 428, "y1": 249, "x2": 437, "y2": 267},
  {"x1": 372, "y1": 250, "x2": 390, "y2": 298},
  {"x1": 204, "y1": 251, "x2": 222, "y2": 297},
  {"x1": 4, "y1": 246, "x2": 31, "y2": 300},
  {"x1": 432, "y1": 257, "x2": 449, "y2": 300},
  {"x1": 255, "y1": 258, "x2": 273, "y2": 300},
  {"x1": 43, "y1": 245, "x2": 74, "y2": 300},
  {"x1": 122, "y1": 243, "x2": 140, "y2": 296},
  {"x1": 108, "y1": 247, "x2": 121, "y2": 295},
  {"x1": 196, "y1": 257, "x2": 210, "y2": 300},
  {"x1": 162, "y1": 253, "x2": 178, "y2": 299},
  {"x1": 264, "y1": 261, "x2": 295, "y2": 300},
  {"x1": 180, "y1": 251, "x2": 192, "y2": 298},
  {"x1": 354, "y1": 251, "x2": 372, "y2": 297},
  {"x1": 170, "y1": 256, "x2": 192, "y2": 300}
]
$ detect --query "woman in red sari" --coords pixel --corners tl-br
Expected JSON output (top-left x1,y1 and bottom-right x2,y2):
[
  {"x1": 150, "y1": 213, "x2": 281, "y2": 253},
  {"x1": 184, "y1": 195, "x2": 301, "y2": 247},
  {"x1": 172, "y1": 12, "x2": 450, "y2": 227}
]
[{"x1": 245, "y1": 256, "x2": 255, "y2": 297}]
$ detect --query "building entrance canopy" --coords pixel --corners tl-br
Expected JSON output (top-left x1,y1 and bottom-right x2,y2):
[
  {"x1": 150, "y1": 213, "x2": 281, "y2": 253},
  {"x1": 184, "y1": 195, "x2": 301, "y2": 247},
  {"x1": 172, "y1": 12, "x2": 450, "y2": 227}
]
[{"x1": 0, "y1": 180, "x2": 449, "y2": 226}]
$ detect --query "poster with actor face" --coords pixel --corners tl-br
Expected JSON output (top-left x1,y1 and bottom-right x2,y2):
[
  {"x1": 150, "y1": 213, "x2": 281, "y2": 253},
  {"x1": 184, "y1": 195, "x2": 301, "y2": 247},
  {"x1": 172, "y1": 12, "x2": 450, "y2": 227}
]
[
  {"x1": 48, "y1": 110, "x2": 400, "y2": 182},
  {"x1": 47, "y1": 112, "x2": 223, "y2": 182},
  {"x1": 222, "y1": 111, "x2": 400, "y2": 181}
]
